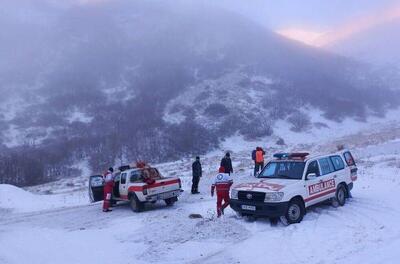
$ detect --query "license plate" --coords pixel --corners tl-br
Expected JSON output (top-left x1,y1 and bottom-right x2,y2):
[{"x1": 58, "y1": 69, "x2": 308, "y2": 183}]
[
  {"x1": 158, "y1": 192, "x2": 174, "y2": 200},
  {"x1": 241, "y1": 205, "x2": 256, "y2": 211}
]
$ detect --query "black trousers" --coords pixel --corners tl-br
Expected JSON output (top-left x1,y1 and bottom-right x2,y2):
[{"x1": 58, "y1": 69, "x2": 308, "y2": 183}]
[
  {"x1": 254, "y1": 162, "x2": 264, "y2": 176},
  {"x1": 191, "y1": 176, "x2": 200, "y2": 193}
]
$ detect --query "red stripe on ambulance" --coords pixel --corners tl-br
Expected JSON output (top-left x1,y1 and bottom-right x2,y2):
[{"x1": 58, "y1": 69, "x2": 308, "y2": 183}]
[
  {"x1": 305, "y1": 188, "x2": 336, "y2": 202},
  {"x1": 308, "y1": 179, "x2": 336, "y2": 195}
]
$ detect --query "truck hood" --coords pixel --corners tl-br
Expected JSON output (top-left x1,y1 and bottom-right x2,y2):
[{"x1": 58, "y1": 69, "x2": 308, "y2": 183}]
[{"x1": 233, "y1": 179, "x2": 299, "y2": 192}]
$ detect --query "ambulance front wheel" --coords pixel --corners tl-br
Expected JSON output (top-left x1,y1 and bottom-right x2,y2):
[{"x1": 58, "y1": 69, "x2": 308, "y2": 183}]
[{"x1": 283, "y1": 199, "x2": 304, "y2": 224}]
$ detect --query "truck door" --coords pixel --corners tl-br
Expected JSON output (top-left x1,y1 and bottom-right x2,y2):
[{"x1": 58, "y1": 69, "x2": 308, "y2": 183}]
[
  {"x1": 119, "y1": 172, "x2": 128, "y2": 197},
  {"x1": 89, "y1": 175, "x2": 104, "y2": 202}
]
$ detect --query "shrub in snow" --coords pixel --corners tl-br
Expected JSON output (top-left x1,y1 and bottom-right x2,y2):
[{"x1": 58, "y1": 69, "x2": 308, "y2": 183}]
[
  {"x1": 314, "y1": 122, "x2": 329, "y2": 129},
  {"x1": 337, "y1": 144, "x2": 345, "y2": 151},
  {"x1": 204, "y1": 103, "x2": 230, "y2": 118},
  {"x1": 276, "y1": 137, "x2": 286, "y2": 146},
  {"x1": 287, "y1": 112, "x2": 311, "y2": 132},
  {"x1": 240, "y1": 119, "x2": 273, "y2": 139}
]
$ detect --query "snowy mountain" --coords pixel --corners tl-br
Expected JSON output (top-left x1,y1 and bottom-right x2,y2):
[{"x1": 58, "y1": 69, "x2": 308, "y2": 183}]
[{"x1": 0, "y1": 0, "x2": 399, "y2": 186}]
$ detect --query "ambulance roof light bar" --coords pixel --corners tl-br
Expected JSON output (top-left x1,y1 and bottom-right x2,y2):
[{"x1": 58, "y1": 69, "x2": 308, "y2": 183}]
[{"x1": 273, "y1": 152, "x2": 309, "y2": 160}]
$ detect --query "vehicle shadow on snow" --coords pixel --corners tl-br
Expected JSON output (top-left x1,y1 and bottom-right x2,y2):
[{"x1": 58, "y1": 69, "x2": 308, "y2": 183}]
[
  {"x1": 111, "y1": 199, "x2": 179, "y2": 213},
  {"x1": 231, "y1": 198, "x2": 360, "y2": 228}
]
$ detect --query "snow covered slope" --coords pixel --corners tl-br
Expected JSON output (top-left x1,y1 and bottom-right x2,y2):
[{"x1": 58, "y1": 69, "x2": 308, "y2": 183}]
[
  {"x1": 0, "y1": 184, "x2": 88, "y2": 213},
  {"x1": 1, "y1": 120, "x2": 400, "y2": 264}
]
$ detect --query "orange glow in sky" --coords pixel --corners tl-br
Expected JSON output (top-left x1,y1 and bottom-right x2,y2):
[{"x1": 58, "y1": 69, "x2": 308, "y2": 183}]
[{"x1": 277, "y1": 4, "x2": 400, "y2": 47}]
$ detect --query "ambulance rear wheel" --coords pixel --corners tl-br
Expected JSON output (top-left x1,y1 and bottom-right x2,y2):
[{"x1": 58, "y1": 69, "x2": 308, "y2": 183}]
[
  {"x1": 284, "y1": 199, "x2": 304, "y2": 224},
  {"x1": 130, "y1": 195, "x2": 144, "y2": 212},
  {"x1": 335, "y1": 185, "x2": 346, "y2": 206}
]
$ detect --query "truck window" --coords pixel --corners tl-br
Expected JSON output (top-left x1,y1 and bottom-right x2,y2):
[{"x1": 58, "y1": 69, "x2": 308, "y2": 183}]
[
  {"x1": 90, "y1": 175, "x2": 104, "y2": 187},
  {"x1": 142, "y1": 168, "x2": 162, "y2": 180},
  {"x1": 318, "y1": 158, "x2": 335, "y2": 175},
  {"x1": 121, "y1": 173, "x2": 127, "y2": 184},
  {"x1": 330, "y1": 156, "x2": 345, "y2": 171},
  {"x1": 306, "y1": 160, "x2": 320, "y2": 176},
  {"x1": 130, "y1": 171, "x2": 141, "y2": 182}
]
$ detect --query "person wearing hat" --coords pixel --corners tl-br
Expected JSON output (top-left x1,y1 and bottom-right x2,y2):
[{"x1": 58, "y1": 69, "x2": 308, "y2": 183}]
[
  {"x1": 191, "y1": 156, "x2": 202, "y2": 194},
  {"x1": 211, "y1": 166, "x2": 233, "y2": 217},
  {"x1": 103, "y1": 167, "x2": 114, "y2": 212},
  {"x1": 220, "y1": 152, "x2": 233, "y2": 175}
]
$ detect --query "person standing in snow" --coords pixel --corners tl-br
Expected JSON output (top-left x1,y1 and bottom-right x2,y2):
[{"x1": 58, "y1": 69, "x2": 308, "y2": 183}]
[
  {"x1": 211, "y1": 167, "x2": 233, "y2": 217},
  {"x1": 103, "y1": 167, "x2": 114, "y2": 212},
  {"x1": 254, "y1": 147, "x2": 266, "y2": 176},
  {"x1": 191, "y1": 156, "x2": 202, "y2": 194},
  {"x1": 220, "y1": 152, "x2": 233, "y2": 175}
]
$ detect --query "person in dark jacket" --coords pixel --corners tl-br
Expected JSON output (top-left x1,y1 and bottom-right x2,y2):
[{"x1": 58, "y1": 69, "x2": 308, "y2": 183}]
[
  {"x1": 191, "y1": 156, "x2": 202, "y2": 194},
  {"x1": 220, "y1": 152, "x2": 233, "y2": 175}
]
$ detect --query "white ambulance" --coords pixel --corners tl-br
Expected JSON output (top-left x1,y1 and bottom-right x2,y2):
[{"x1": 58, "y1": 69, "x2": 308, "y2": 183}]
[
  {"x1": 230, "y1": 151, "x2": 357, "y2": 224},
  {"x1": 89, "y1": 164, "x2": 183, "y2": 212}
]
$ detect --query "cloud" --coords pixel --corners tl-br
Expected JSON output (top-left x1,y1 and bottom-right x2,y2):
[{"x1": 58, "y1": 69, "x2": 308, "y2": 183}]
[
  {"x1": 277, "y1": 4, "x2": 400, "y2": 47},
  {"x1": 276, "y1": 28, "x2": 325, "y2": 46}
]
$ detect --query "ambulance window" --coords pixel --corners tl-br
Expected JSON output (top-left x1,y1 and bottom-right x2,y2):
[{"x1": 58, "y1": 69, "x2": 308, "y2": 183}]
[
  {"x1": 121, "y1": 173, "x2": 127, "y2": 184},
  {"x1": 259, "y1": 162, "x2": 277, "y2": 178},
  {"x1": 330, "y1": 156, "x2": 345, "y2": 171},
  {"x1": 318, "y1": 158, "x2": 335, "y2": 175},
  {"x1": 306, "y1": 161, "x2": 320, "y2": 176},
  {"x1": 344, "y1": 152, "x2": 355, "y2": 166}
]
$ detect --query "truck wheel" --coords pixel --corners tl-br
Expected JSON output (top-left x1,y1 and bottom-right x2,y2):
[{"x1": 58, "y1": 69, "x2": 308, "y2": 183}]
[
  {"x1": 283, "y1": 199, "x2": 304, "y2": 225},
  {"x1": 130, "y1": 196, "x2": 144, "y2": 212},
  {"x1": 165, "y1": 197, "x2": 176, "y2": 206},
  {"x1": 335, "y1": 185, "x2": 346, "y2": 206}
]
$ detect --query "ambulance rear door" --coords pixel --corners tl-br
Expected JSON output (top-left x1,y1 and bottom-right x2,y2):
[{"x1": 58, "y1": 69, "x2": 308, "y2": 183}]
[{"x1": 343, "y1": 150, "x2": 358, "y2": 181}]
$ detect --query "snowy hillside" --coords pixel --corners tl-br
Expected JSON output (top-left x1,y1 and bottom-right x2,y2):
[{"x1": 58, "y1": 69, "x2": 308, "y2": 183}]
[
  {"x1": 1, "y1": 117, "x2": 400, "y2": 264},
  {"x1": 1, "y1": 0, "x2": 400, "y2": 188}
]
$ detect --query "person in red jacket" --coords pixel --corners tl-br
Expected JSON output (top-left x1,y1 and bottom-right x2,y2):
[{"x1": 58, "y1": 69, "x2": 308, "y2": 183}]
[
  {"x1": 103, "y1": 167, "x2": 114, "y2": 212},
  {"x1": 254, "y1": 147, "x2": 265, "y2": 176},
  {"x1": 211, "y1": 167, "x2": 233, "y2": 217}
]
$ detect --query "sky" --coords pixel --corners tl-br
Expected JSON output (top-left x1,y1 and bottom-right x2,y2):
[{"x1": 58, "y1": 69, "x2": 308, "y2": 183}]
[
  {"x1": 217, "y1": 0, "x2": 399, "y2": 29},
  {"x1": 215, "y1": 0, "x2": 400, "y2": 46}
]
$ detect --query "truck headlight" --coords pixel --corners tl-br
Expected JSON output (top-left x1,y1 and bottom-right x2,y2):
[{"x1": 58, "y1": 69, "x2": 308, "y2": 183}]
[
  {"x1": 264, "y1": 192, "x2": 284, "y2": 202},
  {"x1": 231, "y1": 189, "x2": 238, "y2": 199}
]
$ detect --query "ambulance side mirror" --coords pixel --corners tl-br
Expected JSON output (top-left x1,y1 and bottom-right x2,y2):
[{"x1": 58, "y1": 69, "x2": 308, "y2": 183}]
[{"x1": 307, "y1": 173, "x2": 317, "y2": 180}]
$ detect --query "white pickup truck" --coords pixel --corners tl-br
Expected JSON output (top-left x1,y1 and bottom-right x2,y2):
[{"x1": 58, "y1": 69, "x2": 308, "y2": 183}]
[
  {"x1": 230, "y1": 151, "x2": 357, "y2": 224},
  {"x1": 89, "y1": 164, "x2": 183, "y2": 212}
]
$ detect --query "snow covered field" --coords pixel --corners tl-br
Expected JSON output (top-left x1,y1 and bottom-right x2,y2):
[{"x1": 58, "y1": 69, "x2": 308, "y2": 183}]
[{"x1": 1, "y1": 123, "x2": 400, "y2": 264}]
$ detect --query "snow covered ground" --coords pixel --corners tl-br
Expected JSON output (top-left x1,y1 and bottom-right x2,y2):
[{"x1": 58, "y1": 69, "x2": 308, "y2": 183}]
[{"x1": 1, "y1": 122, "x2": 400, "y2": 264}]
